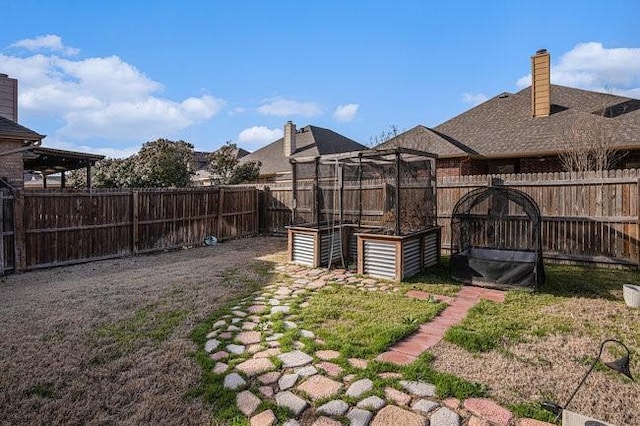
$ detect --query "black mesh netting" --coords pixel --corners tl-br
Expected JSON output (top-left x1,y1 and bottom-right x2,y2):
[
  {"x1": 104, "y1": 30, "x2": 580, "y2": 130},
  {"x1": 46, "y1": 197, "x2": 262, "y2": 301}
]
[
  {"x1": 290, "y1": 148, "x2": 437, "y2": 235},
  {"x1": 450, "y1": 186, "x2": 545, "y2": 290}
]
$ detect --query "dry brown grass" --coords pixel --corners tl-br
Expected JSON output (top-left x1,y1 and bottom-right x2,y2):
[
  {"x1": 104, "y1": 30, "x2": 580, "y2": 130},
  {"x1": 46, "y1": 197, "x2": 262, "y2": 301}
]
[{"x1": 0, "y1": 236, "x2": 286, "y2": 426}]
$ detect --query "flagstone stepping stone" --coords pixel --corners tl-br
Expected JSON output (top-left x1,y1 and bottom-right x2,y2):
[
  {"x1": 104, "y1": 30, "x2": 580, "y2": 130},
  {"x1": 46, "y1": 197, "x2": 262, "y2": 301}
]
[
  {"x1": 210, "y1": 351, "x2": 229, "y2": 361},
  {"x1": 248, "y1": 315, "x2": 262, "y2": 323},
  {"x1": 271, "y1": 305, "x2": 290, "y2": 314},
  {"x1": 315, "y1": 350, "x2": 340, "y2": 360},
  {"x1": 212, "y1": 320, "x2": 227, "y2": 329},
  {"x1": 346, "y1": 378, "x2": 373, "y2": 398},
  {"x1": 348, "y1": 358, "x2": 368, "y2": 369},
  {"x1": 430, "y1": 407, "x2": 460, "y2": 426},
  {"x1": 300, "y1": 302, "x2": 310, "y2": 308},
  {"x1": 204, "y1": 339, "x2": 220, "y2": 353},
  {"x1": 385, "y1": 387, "x2": 411, "y2": 406},
  {"x1": 248, "y1": 305, "x2": 268, "y2": 314},
  {"x1": 236, "y1": 331, "x2": 261, "y2": 345},
  {"x1": 232, "y1": 318, "x2": 243, "y2": 324},
  {"x1": 247, "y1": 344, "x2": 263, "y2": 354},
  {"x1": 268, "y1": 299, "x2": 281, "y2": 305},
  {"x1": 235, "y1": 358, "x2": 275, "y2": 376},
  {"x1": 259, "y1": 386, "x2": 274, "y2": 398},
  {"x1": 317, "y1": 361, "x2": 343, "y2": 377},
  {"x1": 463, "y1": 398, "x2": 513, "y2": 426},
  {"x1": 266, "y1": 333, "x2": 284, "y2": 342},
  {"x1": 219, "y1": 331, "x2": 234, "y2": 339},
  {"x1": 267, "y1": 341, "x2": 281, "y2": 348},
  {"x1": 206, "y1": 330, "x2": 218, "y2": 339},
  {"x1": 278, "y1": 350, "x2": 313, "y2": 368},
  {"x1": 223, "y1": 373, "x2": 246, "y2": 390},
  {"x1": 357, "y1": 396, "x2": 386, "y2": 411},
  {"x1": 378, "y1": 372, "x2": 403, "y2": 380},
  {"x1": 371, "y1": 405, "x2": 427, "y2": 426},
  {"x1": 347, "y1": 408, "x2": 373, "y2": 426},
  {"x1": 242, "y1": 322, "x2": 258, "y2": 330},
  {"x1": 411, "y1": 399, "x2": 439, "y2": 414},
  {"x1": 275, "y1": 391, "x2": 309, "y2": 416},
  {"x1": 293, "y1": 341, "x2": 305, "y2": 349},
  {"x1": 227, "y1": 325, "x2": 241, "y2": 331},
  {"x1": 300, "y1": 330, "x2": 315, "y2": 338},
  {"x1": 254, "y1": 348, "x2": 281, "y2": 359},
  {"x1": 213, "y1": 362, "x2": 228, "y2": 374},
  {"x1": 312, "y1": 417, "x2": 341, "y2": 426},
  {"x1": 284, "y1": 321, "x2": 298, "y2": 329},
  {"x1": 237, "y1": 390, "x2": 261, "y2": 416},
  {"x1": 399, "y1": 380, "x2": 436, "y2": 397},
  {"x1": 295, "y1": 365, "x2": 318, "y2": 377},
  {"x1": 342, "y1": 374, "x2": 356, "y2": 383},
  {"x1": 283, "y1": 420, "x2": 300, "y2": 426},
  {"x1": 233, "y1": 310, "x2": 248, "y2": 317},
  {"x1": 258, "y1": 371, "x2": 281, "y2": 385},
  {"x1": 278, "y1": 373, "x2": 299, "y2": 390},
  {"x1": 297, "y1": 375, "x2": 343, "y2": 401},
  {"x1": 317, "y1": 400, "x2": 349, "y2": 416},
  {"x1": 250, "y1": 409, "x2": 276, "y2": 426},
  {"x1": 226, "y1": 344, "x2": 246, "y2": 355}
]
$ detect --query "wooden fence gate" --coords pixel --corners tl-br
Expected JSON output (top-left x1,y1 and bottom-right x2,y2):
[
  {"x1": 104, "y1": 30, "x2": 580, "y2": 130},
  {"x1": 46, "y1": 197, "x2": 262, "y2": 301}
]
[{"x1": 0, "y1": 189, "x2": 16, "y2": 275}]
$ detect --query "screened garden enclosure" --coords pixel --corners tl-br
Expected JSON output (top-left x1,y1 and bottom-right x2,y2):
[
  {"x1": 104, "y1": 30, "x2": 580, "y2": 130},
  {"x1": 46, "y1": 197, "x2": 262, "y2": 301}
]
[
  {"x1": 287, "y1": 148, "x2": 441, "y2": 281},
  {"x1": 450, "y1": 186, "x2": 545, "y2": 290}
]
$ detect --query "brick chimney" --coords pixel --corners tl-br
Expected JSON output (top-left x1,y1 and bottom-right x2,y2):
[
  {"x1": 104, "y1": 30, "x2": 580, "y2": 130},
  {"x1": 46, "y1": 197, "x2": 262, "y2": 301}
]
[
  {"x1": 0, "y1": 73, "x2": 18, "y2": 122},
  {"x1": 531, "y1": 49, "x2": 550, "y2": 117},
  {"x1": 284, "y1": 121, "x2": 296, "y2": 157}
]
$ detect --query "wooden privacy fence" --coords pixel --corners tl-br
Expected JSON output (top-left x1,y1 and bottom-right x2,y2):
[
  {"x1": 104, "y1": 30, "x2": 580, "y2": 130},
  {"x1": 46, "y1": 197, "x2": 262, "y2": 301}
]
[
  {"x1": 260, "y1": 169, "x2": 640, "y2": 267},
  {"x1": 15, "y1": 186, "x2": 258, "y2": 270}
]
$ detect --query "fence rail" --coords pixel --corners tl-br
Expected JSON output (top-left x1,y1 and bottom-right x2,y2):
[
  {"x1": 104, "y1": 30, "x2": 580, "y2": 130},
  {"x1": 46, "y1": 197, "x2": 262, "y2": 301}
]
[{"x1": 15, "y1": 186, "x2": 258, "y2": 270}]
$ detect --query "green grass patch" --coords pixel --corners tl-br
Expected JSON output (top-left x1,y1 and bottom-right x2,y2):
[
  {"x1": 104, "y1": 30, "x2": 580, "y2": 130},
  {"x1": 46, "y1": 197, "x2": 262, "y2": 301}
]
[
  {"x1": 401, "y1": 256, "x2": 462, "y2": 297},
  {"x1": 95, "y1": 307, "x2": 188, "y2": 348},
  {"x1": 298, "y1": 285, "x2": 445, "y2": 358},
  {"x1": 24, "y1": 382, "x2": 57, "y2": 399},
  {"x1": 401, "y1": 353, "x2": 487, "y2": 399},
  {"x1": 508, "y1": 402, "x2": 558, "y2": 424}
]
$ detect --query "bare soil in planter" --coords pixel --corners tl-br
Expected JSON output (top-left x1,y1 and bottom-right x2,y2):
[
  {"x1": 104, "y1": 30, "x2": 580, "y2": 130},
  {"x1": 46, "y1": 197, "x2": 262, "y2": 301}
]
[{"x1": 0, "y1": 236, "x2": 286, "y2": 425}]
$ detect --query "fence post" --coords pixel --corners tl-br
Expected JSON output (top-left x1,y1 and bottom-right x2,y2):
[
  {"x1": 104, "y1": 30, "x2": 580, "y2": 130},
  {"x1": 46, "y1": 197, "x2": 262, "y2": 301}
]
[
  {"x1": 254, "y1": 188, "x2": 259, "y2": 235},
  {"x1": 217, "y1": 187, "x2": 225, "y2": 241},
  {"x1": 14, "y1": 190, "x2": 26, "y2": 272},
  {"x1": 132, "y1": 190, "x2": 139, "y2": 254},
  {"x1": 638, "y1": 177, "x2": 640, "y2": 269}
]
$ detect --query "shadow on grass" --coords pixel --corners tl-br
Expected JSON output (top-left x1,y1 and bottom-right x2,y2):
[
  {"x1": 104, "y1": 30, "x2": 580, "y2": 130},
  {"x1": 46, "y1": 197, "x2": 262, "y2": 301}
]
[{"x1": 538, "y1": 263, "x2": 639, "y2": 301}]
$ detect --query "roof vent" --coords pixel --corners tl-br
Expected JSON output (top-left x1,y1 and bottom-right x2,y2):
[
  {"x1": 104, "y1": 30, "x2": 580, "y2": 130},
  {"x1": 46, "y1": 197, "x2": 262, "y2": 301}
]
[{"x1": 498, "y1": 93, "x2": 509, "y2": 99}]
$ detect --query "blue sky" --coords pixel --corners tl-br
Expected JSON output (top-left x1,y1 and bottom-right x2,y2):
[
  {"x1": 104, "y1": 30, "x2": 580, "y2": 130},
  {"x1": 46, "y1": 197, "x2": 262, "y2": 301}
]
[{"x1": 1, "y1": 0, "x2": 639, "y2": 158}]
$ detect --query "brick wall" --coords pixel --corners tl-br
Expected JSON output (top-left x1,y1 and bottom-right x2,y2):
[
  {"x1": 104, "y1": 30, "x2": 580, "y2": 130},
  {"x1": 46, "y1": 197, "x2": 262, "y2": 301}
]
[{"x1": 0, "y1": 139, "x2": 24, "y2": 188}]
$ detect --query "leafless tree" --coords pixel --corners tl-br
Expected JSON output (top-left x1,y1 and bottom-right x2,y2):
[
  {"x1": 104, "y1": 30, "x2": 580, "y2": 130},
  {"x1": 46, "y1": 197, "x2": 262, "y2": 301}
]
[{"x1": 559, "y1": 107, "x2": 625, "y2": 173}]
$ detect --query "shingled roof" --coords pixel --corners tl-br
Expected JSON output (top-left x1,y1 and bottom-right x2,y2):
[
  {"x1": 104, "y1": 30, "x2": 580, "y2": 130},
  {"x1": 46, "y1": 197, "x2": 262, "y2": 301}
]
[
  {"x1": 240, "y1": 124, "x2": 367, "y2": 177},
  {"x1": 379, "y1": 84, "x2": 640, "y2": 159},
  {"x1": 0, "y1": 115, "x2": 44, "y2": 142}
]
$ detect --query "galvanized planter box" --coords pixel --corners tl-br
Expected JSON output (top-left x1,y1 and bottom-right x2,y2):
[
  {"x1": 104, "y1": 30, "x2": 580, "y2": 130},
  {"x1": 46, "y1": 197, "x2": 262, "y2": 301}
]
[
  {"x1": 288, "y1": 225, "x2": 344, "y2": 268},
  {"x1": 356, "y1": 226, "x2": 441, "y2": 281}
]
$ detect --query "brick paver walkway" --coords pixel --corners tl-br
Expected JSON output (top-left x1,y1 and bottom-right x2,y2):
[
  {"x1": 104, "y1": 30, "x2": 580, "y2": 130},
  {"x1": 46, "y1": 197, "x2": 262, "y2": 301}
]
[{"x1": 377, "y1": 286, "x2": 505, "y2": 365}]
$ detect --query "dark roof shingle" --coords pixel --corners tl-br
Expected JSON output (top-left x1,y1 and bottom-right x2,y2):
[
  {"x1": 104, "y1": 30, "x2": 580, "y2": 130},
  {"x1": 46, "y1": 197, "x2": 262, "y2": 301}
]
[{"x1": 0, "y1": 115, "x2": 44, "y2": 142}]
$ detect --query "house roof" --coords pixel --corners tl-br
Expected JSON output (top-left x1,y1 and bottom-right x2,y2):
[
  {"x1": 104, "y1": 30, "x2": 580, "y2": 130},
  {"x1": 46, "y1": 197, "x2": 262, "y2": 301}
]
[
  {"x1": 0, "y1": 115, "x2": 44, "y2": 142},
  {"x1": 193, "y1": 146, "x2": 249, "y2": 171},
  {"x1": 23, "y1": 147, "x2": 105, "y2": 175},
  {"x1": 240, "y1": 125, "x2": 367, "y2": 176},
  {"x1": 380, "y1": 84, "x2": 640, "y2": 159}
]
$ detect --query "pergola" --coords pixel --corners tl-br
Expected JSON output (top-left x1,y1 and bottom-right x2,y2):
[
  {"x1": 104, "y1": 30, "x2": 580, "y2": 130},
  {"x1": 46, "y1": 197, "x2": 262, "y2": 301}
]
[{"x1": 23, "y1": 147, "x2": 104, "y2": 188}]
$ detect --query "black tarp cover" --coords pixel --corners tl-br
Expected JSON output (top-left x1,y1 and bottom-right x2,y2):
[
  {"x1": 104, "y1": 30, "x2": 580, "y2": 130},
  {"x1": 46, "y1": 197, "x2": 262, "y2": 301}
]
[{"x1": 450, "y1": 186, "x2": 545, "y2": 290}]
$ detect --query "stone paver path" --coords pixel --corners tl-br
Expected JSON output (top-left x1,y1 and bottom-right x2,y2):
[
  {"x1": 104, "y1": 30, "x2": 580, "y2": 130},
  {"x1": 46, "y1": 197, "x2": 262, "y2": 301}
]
[
  {"x1": 200, "y1": 263, "x2": 550, "y2": 426},
  {"x1": 378, "y1": 286, "x2": 505, "y2": 365}
]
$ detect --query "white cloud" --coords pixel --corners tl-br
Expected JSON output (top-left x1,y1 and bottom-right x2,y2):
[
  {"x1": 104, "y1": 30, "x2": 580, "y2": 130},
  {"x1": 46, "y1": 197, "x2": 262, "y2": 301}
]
[
  {"x1": 10, "y1": 34, "x2": 80, "y2": 56},
  {"x1": 0, "y1": 36, "x2": 225, "y2": 143},
  {"x1": 516, "y1": 42, "x2": 640, "y2": 98},
  {"x1": 256, "y1": 97, "x2": 322, "y2": 117},
  {"x1": 332, "y1": 103, "x2": 359, "y2": 122},
  {"x1": 461, "y1": 93, "x2": 489, "y2": 106},
  {"x1": 238, "y1": 126, "x2": 283, "y2": 149},
  {"x1": 229, "y1": 106, "x2": 246, "y2": 116}
]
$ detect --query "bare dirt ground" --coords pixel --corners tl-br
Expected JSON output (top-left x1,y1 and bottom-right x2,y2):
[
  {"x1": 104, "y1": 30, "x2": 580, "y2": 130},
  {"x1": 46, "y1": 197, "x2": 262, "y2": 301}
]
[
  {"x1": 431, "y1": 295, "x2": 640, "y2": 426},
  {"x1": 0, "y1": 236, "x2": 287, "y2": 426}
]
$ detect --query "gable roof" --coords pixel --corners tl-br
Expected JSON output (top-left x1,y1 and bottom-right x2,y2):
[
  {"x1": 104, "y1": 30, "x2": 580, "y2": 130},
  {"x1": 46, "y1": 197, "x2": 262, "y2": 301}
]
[
  {"x1": 0, "y1": 115, "x2": 44, "y2": 143},
  {"x1": 193, "y1": 147, "x2": 249, "y2": 171},
  {"x1": 380, "y1": 85, "x2": 640, "y2": 159},
  {"x1": 240, "y1": 125, "x2": 367, "y2": 177}
]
